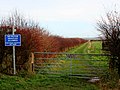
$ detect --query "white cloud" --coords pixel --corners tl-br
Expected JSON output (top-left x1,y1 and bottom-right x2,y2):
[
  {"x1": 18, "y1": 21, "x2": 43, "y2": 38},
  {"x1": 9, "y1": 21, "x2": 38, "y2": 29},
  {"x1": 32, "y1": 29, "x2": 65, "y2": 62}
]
[
  {"x1": 0, "y1": 0, "x2": 119, "y2": 22},
  {"x1": 26, "y1": 0, "x2": 103, "y2": 22},
  {"x1": 0, "y1": 0, "x2": 120, "y2": 37}
]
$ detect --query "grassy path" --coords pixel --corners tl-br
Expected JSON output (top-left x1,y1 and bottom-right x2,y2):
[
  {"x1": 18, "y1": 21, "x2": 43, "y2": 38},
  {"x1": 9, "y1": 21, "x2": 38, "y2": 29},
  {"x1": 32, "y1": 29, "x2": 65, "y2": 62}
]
[
  {"x1": 0, "y1": 41, "x2": 102, "y2": 90},
  {"x1": 69, "y1": 42, "x2": 91, "y2": 76},
  {"x1": 48, "y1": 42, "x2": 95, "y2": 77},
  {"x1": 62, "y1": 41, "x2": 106, "y2": 77},
  {"x1": 68, "y1": 42, "x2": 89, "y2": 53},
  {"x1": 38, "y1": 41, "x2": 106, "y2": 77},
  {"x1": 69, "y1": 41, "x2": 102, "y2": 54}
]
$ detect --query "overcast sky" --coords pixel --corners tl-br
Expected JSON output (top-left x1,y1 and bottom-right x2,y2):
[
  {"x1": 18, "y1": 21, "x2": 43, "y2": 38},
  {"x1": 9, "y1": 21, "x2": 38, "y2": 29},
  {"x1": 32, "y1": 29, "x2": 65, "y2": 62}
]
[{"x1": 0, "y1": 0, "x2": 120, "y2": 38}]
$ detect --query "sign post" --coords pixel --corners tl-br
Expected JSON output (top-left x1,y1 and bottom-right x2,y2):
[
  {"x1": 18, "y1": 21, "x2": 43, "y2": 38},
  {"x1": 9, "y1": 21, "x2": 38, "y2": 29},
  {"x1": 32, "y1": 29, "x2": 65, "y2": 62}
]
[
  {"x1": 12, "y1": 26, "x2": 16, "y2": 75},
  {"x1": 5, "y1": 27, "x2": 21, "y2": 75}
]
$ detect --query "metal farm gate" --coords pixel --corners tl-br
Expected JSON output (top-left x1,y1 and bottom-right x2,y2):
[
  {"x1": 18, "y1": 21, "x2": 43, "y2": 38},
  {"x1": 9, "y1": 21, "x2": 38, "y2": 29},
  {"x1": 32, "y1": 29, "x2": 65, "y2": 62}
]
[{"x1": 33, "y1": 52, "x2": 109, "y2": 78}]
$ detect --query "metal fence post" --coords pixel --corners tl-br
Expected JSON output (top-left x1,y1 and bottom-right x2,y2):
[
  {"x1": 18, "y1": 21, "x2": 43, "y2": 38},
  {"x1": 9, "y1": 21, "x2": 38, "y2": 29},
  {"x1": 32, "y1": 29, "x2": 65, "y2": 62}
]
[
  {"x1": 70, "y1": 55, "x2": 72, "y2": 75},
  {"x1": 12, "y1": 26, "x2": 16, "y2": 75}
]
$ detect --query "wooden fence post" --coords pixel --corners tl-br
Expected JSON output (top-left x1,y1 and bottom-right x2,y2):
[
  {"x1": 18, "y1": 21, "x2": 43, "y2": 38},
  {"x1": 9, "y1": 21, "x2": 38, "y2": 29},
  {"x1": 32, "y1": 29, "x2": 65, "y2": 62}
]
[{"x1": 31, "y1": 52, "x2": 34, "y2": 72}]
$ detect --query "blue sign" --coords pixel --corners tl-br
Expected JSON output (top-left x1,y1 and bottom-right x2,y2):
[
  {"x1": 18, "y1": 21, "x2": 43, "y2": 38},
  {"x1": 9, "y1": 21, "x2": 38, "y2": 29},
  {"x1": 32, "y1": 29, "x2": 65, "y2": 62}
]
[{"x1": 5, "y1": 34, "x2": 21, "y2": 46}]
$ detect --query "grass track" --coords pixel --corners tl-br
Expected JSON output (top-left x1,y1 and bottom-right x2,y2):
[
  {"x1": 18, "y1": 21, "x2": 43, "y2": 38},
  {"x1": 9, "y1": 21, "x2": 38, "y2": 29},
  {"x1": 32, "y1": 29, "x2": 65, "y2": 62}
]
[
  {"x1": 64, "y1": 41, "x2": 108, "y2": 76},
  {"x1": 69, "y1": 42, "x2": 89, "y2": 53},
  {"x1": 46, "y1": 41, "x2": 107, "y2": 77},
  {"x1": 0, "y1": 41, "x2": 103, "y2": 90}
]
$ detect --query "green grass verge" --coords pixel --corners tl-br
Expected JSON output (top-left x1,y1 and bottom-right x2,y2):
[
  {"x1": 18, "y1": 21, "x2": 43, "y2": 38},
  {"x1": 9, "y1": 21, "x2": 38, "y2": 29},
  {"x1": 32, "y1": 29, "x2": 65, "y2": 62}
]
[
  {"x1": 0, "y1": 41, "x2": 105, "y2": 90},
  {"x1": 0, "y1": 74, "x2": 99, "y2": 90}
]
